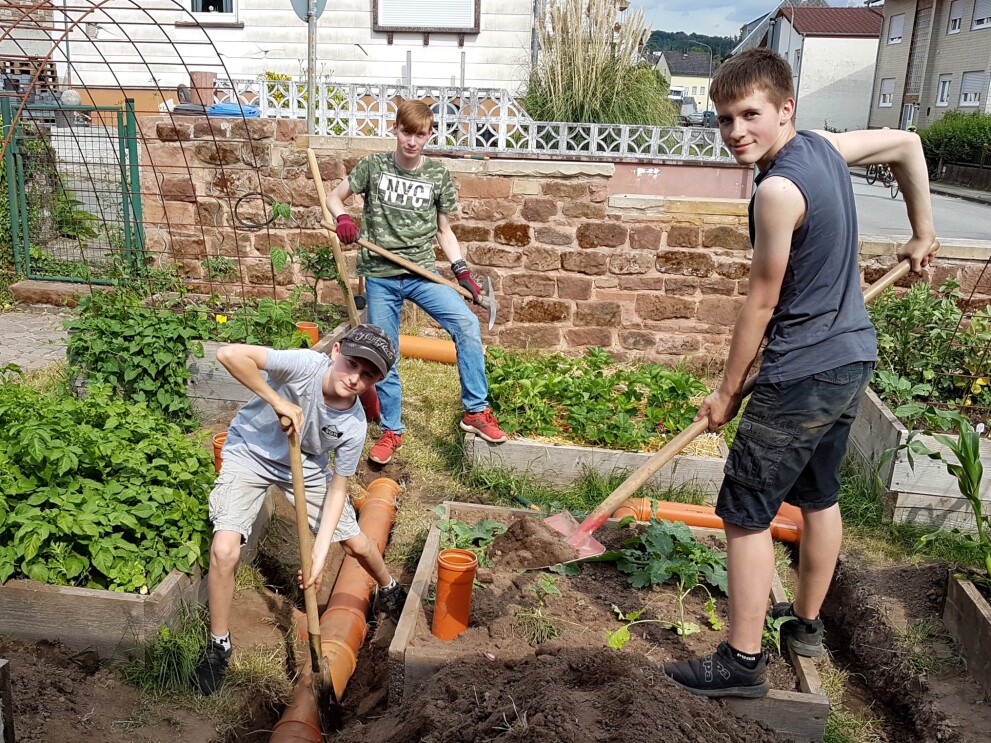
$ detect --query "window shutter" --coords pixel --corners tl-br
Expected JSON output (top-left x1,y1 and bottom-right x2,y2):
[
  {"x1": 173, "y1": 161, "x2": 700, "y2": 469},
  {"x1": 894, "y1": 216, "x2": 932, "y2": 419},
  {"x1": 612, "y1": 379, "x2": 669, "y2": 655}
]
[
  {"x1": 880, "y1": 78, "x2": 896, "y2": 95},
  {"x1": 889, "y1": 14, "x2": 905, "y2": 40},
  {"x1": 949, "y1": 0, "x2": 962, "y2": 20},
  {"x1": 961, "y1": 72, "x2": 986, "y2": 95},
  {"x1": 378, "y1": 0, "x2": 475, "y2": 28},
  {"x1": 975, "y1": 0, "x2": 991, "y2": 23}
]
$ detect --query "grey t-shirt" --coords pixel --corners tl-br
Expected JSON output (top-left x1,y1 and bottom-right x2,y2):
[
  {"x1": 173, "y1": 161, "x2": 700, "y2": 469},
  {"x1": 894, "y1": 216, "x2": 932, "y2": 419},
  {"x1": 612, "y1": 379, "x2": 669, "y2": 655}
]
[{"x1": 222, "y1": 350, "x2": 366, "y2": 485}]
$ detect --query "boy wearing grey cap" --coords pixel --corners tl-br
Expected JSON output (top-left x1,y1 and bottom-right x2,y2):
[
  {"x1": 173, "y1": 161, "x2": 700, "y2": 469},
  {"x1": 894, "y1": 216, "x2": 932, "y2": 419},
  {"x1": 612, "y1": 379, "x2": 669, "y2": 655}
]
[{"x1": 196, "y1": 324, "x2": 407, "y2": 695}]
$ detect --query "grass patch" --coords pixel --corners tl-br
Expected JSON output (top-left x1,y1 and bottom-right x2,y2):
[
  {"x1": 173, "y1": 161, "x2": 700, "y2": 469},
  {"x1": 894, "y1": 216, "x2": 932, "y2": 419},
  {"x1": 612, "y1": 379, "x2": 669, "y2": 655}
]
[
  {"x1": 892, "y1": 618, "x2": 963, "y2": 677},
  {"x1": 818, "y1": 661, "x2": 886, "y2": 743},
  {"x1": 234, "y1": 563, "x2": 265, "y2": 592},
  {"x1": 840, "y1": 458, "x2": 986, "y2": 568},
  {"x1": 18, "y1": 359, "x2": 68, "y2": 393},
  {"x1": 124, "y1": 602, "x2": 208, "y2": 693}
]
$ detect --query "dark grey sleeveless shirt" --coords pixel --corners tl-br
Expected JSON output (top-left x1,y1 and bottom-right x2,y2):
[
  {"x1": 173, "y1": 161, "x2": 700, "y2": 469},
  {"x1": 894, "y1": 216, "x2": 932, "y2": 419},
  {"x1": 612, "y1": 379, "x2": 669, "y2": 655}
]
[{"x1": 751, "y1": 131, "x2": 877, "y2": 383}]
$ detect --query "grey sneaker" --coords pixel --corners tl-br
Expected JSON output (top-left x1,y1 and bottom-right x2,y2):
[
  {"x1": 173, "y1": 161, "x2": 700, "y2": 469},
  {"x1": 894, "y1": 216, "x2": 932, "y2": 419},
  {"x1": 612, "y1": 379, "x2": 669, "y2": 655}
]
[
  {"x1": 196, "y1": 639, "x2": 232, "y2": 695},
  {"x1": 771, "y1": 602, "x2": 824, "y2": 657},
  {"x1": 376, "y1": 581, "x2": 408, "y2": 623}
]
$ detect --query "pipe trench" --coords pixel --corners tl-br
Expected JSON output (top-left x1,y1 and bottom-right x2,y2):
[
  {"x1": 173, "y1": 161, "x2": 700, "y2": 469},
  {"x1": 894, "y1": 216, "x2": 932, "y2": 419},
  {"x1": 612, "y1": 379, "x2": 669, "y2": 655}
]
[{"x1": 270, "y1": 477, "x2": 400, "y2": 742}]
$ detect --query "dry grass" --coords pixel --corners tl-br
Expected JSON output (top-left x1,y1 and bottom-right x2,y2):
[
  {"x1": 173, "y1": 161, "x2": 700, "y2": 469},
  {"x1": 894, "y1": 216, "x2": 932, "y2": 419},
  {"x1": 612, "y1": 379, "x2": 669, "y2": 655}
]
[{"x1": 18, "y1": 359, "x2": 68, "y2": 392}]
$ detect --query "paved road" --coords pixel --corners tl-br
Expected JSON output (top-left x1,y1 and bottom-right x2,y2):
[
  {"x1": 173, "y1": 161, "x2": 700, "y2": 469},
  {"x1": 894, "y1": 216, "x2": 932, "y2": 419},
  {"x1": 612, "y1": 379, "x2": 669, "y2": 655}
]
[
  {"x1": 854, "y1": 179, "x2": 991, "y2": 241},
  {"x1": 0, "y1": 310, "x2": 69, "y2": 371}
]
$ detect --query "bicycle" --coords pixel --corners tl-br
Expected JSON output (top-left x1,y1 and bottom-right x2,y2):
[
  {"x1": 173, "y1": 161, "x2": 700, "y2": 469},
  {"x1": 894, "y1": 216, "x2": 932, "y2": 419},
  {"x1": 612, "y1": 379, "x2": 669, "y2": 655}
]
[{"x1": 890, "y1": 179, "x2": 900, "y2": 199}]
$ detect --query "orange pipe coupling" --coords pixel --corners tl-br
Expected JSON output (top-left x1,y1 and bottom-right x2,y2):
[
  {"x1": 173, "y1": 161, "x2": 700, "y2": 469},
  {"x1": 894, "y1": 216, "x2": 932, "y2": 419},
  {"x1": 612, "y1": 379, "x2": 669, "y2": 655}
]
[
  {"x1": 398, "y1": 335, "x2": 457, "y2": 365},
  {"x1": 611, "y1": 498, "x2": 804, "y2": 543},
  {"x1": 270, "y1": 477, "x2": 400, "y2": 742},
  {"x1": 431, "y1": 548, "x2": 478, "y2": 641},
  {"x1": 212, "y1": 431, "x2": 227, "y2": 473}
]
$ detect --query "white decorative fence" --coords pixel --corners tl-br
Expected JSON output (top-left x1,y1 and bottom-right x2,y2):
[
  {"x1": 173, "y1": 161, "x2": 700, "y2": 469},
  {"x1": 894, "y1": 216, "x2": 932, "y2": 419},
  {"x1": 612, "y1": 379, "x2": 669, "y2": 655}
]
[{"x1": 215, "y1": 78, "x2": 734, "y2": 163}]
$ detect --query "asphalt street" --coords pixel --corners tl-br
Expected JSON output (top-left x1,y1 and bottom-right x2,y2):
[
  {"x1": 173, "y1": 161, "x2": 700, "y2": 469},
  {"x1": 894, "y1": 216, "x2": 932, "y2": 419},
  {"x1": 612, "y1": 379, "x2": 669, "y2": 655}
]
[{"x1": 853, "y1": 179, "x2": 991, "y2": 241}]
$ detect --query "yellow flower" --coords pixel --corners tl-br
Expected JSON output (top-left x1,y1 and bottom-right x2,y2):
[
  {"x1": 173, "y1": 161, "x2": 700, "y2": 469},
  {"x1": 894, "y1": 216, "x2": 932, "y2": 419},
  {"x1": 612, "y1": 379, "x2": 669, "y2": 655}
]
[{"x1": 216, "y1": 314, "x2": 228, "y2": 324}]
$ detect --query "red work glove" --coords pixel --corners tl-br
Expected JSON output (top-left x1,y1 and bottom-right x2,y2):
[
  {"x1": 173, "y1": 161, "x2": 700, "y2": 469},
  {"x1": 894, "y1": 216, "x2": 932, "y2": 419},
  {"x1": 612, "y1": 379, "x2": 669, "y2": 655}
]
[
  {"x1": 451, "y1": 259, "x2": 481, "y2": 304},
  {"x1": 336, "y1": 214, "x2": 359, "y2": 244}
]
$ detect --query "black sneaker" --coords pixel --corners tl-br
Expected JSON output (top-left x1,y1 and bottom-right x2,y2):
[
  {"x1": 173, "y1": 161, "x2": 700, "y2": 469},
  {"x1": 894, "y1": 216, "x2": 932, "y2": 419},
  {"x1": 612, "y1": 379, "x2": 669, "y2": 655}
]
[
  {"x1": 663, "y1": 642, "x2": 769, "y2": 698},
  {"x1": 376, "y1": 581, "x2": 408, "y2": 623},
  {"x1": 771, "y1": 602, "x2": 824, "y2": 657},
  {"x1": 196, "y1": 639, "x2": 232, "y2": 695}
]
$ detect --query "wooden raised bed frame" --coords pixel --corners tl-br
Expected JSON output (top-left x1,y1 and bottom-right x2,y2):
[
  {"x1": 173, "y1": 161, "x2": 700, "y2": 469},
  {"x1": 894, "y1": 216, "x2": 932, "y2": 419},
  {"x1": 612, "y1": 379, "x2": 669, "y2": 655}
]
[
  {"x1": 389, "y1": 501, "x2": 829, "y2": 743},
  {"x1": 942, "y1": 573, "x2": 991, "y2": 698},
  {"x1": 848, "y1": 389, "x2": 991, "y2": 531}
]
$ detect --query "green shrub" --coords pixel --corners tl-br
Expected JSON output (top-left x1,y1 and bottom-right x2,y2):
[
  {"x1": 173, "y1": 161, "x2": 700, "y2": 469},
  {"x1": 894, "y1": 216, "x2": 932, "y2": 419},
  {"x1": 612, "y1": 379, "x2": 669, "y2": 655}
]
[
  {"x1": 522, "y1": 0, "x2": 677, "y2": 126},
  {"x1": 919, "y1": 110, "x2": 991, "y2": 175},
  {"x1": 0, "y1": 372, "x2": 214, "y2": 592}
]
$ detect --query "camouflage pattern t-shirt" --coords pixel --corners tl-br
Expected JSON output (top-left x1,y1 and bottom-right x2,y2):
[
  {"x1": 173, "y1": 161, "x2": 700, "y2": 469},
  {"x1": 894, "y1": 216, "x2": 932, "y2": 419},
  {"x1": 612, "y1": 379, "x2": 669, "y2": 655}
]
[{"x1": 348, "y1": 153, "x2": 457, "y2": 277}]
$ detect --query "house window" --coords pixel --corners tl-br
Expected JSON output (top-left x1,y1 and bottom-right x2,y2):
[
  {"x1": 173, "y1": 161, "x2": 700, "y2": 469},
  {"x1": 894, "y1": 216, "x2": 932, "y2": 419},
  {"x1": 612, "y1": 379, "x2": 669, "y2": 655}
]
[
  {"x1": 948, "y1": 0, "x2": 962, "y2": 33},
  {"x1": 691, "y1": 86, "x2": 697, "y2": 94},
  {"x1": 973, "y1": 0, "x2": 991, "y2": 28},
  {"x1": 936, "y1": 74, "x2": 952, "y2": 106},
  {"x1": 192, "y1": 0, "x2": 234, "y2": 12},
  {"x1": 374, "y1": 0, "x2": 480, "y2": 33},
  {"x1": 879, "y1": 78, "x2": 896, "y2": 107},
  {"x1": 699, "y1": 86, "x2": 706, "y2": 95},
  {"x1": 960, "y1": 71, "x2": 986, "y2": 106},
  {"x1": 888, "y1": 13, "x2": 905, "y2": 43},
  {"x1": 794, "y1": 48, "x2": 802, "y2": 74}
]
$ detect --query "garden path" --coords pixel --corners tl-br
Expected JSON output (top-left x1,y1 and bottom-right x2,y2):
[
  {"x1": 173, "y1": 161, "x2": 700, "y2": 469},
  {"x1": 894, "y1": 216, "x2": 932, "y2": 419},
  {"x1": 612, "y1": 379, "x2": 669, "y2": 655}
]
[{"x1": 0, "y1": 309, "x2": 69, "y2": 371}]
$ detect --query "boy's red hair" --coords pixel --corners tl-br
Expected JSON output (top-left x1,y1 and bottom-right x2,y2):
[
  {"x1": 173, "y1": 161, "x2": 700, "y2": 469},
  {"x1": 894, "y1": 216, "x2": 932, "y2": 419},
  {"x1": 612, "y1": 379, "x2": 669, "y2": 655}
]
[{"x1": 395, "y1": 99, "x2": 433, "y2": 134}]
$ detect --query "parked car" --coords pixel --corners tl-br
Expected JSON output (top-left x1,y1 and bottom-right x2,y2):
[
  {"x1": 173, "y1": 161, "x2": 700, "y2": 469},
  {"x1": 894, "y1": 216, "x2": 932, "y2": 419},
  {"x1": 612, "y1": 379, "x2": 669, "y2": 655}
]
[{"x1": 688, "y1": 111, "x2": 718, "y2": 128}]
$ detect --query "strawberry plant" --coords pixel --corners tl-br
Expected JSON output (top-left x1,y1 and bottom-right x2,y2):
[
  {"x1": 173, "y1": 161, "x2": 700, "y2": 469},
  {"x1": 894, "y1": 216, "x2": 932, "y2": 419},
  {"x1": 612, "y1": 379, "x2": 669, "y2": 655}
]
[
  {"x1": 0, "y1": 375, "x2": 214, "y2": 592},
  {"x1": 485, "y1": 347, "x2": 712, "y2": 451}
]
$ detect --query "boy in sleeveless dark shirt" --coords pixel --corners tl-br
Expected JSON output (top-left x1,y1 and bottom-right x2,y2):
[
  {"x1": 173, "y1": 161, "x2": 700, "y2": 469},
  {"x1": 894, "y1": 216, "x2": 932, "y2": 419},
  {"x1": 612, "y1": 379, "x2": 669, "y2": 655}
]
[{"x1": 664, "y1": 49, "x2": 938, "y2": 697}]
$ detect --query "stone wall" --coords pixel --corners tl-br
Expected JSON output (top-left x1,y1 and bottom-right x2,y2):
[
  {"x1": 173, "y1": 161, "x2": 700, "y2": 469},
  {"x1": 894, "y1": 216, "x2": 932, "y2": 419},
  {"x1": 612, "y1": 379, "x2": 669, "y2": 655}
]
[{"x1": 136, "y1": 115, "x2": 991, "y2": 368}]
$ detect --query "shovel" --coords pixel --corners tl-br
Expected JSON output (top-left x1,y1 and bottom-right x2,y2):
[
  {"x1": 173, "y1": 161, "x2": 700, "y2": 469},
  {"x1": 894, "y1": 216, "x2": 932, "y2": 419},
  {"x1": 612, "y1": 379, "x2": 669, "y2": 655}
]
[
  {"x1": 546, "y1": 255, "x2": 925, "y2": 559},
  {"x1": 281, "y1": 415, "x2": 340, "y2": 734}
]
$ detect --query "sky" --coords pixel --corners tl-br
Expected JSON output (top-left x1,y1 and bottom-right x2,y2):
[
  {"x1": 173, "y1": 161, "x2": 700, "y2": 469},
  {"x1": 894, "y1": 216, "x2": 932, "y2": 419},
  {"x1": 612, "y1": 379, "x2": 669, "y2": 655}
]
[{"x1": 639, "y1": 0, "x2": 869, "y2": 39}]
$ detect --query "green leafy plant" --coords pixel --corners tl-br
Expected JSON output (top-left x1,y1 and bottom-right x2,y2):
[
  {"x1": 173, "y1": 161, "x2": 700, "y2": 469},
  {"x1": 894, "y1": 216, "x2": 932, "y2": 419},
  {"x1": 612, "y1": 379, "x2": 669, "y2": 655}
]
[
  {"x1": 486, "y1": 347, "x2": 711, "y2": 451},
  {"x1": 271, "y1": 244, "x2": 349, "y2": 328},
  {"x1": 763, "y1": 613, "x2": 796, "y2": 654},
  {"x1": 65, "y1": 290, "x2": 210, "y2": 426},
  {"x1": 888, "y1": 412, "x2": 991, "y2": 589},
  {"x1": 919, "y1": 110, "x2": 991, "y2": 176},
  {"x1": 515, "y1": 574, "x2": 563, "y2": 645},
  {"x1": 124, "y1": 603, "x2": 208, "y2": 691},
  {"x1": 434, "y1": 512, "x2": 508, "y2": 567},
  {"x1": 0, "y1": 380, "x2": 214, "y2": 591},
  {"x1": 202, "y1": 255, "x2": 238, "y2": 306},
  {"x1": 209, "y1": 293, "x2": 313, "y2": 349}
]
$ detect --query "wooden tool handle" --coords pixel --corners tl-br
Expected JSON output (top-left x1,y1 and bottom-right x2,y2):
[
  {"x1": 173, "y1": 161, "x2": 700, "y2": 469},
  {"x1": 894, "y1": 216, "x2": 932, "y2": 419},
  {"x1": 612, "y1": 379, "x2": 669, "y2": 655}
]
[
  {"x1": 569, "y1": 255, "x2": 921, "y2": 542},
  {"x1": 306, "y1": 148, "x2": 361, "y2": 328},
  {"x1": 281, "y1": 415, "x2": 321, "y2": 635}
]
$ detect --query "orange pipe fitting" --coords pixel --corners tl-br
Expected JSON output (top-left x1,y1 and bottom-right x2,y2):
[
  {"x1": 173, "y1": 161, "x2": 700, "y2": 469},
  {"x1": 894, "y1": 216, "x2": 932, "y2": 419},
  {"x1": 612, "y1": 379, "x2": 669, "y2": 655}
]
[
  {"x1": 212, "y1": 432, "x2": 227, "y2": 473},
  {"x1": 611, "y1": 498, "x2": 804, "y2": 543},
  {"x1": 431, "y1": 548, "x2": 478, "y2": 641},
  {"x1": 295, "y1": 321, "x2": 319, "y2": 347},
  {"x1": 399, "y1": 335, "x2": 457, "y2": 364},
  {"x1": 270, "y1": 477, "x2": 401, "y2": 742}
]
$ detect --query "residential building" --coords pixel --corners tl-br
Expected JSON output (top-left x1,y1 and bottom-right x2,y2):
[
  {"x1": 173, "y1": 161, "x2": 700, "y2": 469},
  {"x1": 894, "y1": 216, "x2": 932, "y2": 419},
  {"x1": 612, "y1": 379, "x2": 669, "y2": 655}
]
[
  {"x1": 732, "y1": 5, "x2": 882, "y2": 131},
  {"x1": 869, "y1": 0, "x2": 991, "y2": 130},
  {"x1": 656, "y1": 50, "x2": 714, "y2": 112}
]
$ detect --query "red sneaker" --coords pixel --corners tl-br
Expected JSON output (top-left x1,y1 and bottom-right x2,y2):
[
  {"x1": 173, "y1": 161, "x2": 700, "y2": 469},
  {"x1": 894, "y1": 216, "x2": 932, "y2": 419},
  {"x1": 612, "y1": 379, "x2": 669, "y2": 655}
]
[
  {"x1": 369, "y1": 430, "x2": 403, "y2": 464},
  {"x1": 460, "y1": 408, "x2": 508, "y2": 443}
]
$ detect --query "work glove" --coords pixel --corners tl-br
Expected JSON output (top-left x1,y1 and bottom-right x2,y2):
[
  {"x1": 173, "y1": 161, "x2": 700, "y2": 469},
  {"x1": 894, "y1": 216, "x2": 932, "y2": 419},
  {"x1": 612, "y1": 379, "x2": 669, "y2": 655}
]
[
  {"x1": 451, "y1": 259, "x2": 481, "y2": 304},
  {"x1": 335, "y1": 214, "x2": 359, "y2": 244}
]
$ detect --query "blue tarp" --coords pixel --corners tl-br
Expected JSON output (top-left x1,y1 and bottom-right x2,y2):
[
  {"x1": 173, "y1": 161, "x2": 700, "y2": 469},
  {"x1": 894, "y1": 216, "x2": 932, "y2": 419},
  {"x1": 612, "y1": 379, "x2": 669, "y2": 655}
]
[{"x1": 206, "y1": 102, "x2": 261, "y2": 118}]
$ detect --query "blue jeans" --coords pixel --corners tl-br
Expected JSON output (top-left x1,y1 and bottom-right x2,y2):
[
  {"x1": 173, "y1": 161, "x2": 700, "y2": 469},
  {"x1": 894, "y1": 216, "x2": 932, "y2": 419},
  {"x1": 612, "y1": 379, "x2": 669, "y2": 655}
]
[{"x1": 365, "y1": 275, "x2": 489, "y2": 434}]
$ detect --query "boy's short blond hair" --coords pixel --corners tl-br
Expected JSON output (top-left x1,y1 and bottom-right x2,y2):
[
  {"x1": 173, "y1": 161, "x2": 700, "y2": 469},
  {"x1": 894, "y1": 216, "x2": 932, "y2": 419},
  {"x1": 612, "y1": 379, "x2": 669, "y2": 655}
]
[
  {"x1": 710, "y1": 49, "x2": 794, "y2": 110},
  {"x1": 395, "y1": 99, "x2": 434, "y2": 134}
]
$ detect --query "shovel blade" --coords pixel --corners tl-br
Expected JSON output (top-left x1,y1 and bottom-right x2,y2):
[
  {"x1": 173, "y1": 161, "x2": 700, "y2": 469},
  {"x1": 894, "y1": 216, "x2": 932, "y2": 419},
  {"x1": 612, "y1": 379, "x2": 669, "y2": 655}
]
[{"x1": 544, "y1": 511, "x2": 607, "y2": 560}]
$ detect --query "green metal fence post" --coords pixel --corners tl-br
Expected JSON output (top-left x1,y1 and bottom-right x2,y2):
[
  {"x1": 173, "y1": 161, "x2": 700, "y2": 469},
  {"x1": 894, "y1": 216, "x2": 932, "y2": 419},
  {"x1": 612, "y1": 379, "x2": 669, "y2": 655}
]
[
  {"x1": 1, "y1": 97, "x2": 23, "y2": 275},
  {"x1": 125, "y1": 98, "x2": 144, "y2": 262},
  {"x1": 117, "y1": 107, "x2": 133, "y2": 270}
]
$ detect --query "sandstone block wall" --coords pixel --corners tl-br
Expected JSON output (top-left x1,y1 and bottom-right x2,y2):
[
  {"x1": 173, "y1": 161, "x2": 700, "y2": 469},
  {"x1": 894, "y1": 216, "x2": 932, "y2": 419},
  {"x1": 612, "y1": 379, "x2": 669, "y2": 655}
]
[{"x1": 137, "y1": 115, "x2": 991, "y2": 368}]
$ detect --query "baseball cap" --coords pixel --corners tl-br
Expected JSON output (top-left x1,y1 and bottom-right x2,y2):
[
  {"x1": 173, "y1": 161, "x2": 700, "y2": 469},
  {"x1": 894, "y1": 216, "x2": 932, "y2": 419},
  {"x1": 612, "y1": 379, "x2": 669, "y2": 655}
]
[{"x1": 339, "y1": 324, "x2": 397, "y2": 377}]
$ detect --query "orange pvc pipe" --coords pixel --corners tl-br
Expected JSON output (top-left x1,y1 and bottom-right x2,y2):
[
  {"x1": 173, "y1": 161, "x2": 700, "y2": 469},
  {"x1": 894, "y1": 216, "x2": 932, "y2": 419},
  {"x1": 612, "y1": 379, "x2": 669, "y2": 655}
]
[
  {"x1": 270, "y1": 477, "x2": 400, "y2": 742},
  {"x1": 399, "y1": 335, "x2": 457, "y2": 365},
  {"x1": 431, "y1": 549, "x2": 478, "y2": 641},
  {"x1": 611, "y1": 498, "x2": 804, "y2": 544}
]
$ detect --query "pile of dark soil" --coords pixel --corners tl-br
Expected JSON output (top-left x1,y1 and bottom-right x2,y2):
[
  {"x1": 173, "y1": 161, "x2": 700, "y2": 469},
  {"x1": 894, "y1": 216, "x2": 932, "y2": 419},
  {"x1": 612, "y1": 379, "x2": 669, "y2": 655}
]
[
  {"x1": 487, "y1": 516, "x2": 579, "y2": 569},
  {"x1": 337, "y1": 649, "x2": 788, "y2": 743}
]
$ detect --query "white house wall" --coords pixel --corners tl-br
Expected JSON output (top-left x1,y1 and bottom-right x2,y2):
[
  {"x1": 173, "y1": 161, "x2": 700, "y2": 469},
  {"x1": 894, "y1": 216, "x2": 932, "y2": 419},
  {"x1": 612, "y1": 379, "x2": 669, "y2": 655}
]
[
  {"x1": 58, "y1": 0, "x2": 534, "y2": 92},
  {"x1": 795, "y1": 36, "x2": 878, "y2": 131}
]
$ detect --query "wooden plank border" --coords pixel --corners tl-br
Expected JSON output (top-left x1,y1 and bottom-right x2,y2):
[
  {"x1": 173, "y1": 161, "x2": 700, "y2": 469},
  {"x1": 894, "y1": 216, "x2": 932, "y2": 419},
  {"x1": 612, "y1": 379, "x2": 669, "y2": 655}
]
[
  {"x1": 465, "y1": 433, "x2": 727, "y2": 495},
  {"x1": 943, "y1": 573, "x2": 991, "y2": 698},
  {"x1": 389, "y1": 502, "x2": 828, "y2": 743}
]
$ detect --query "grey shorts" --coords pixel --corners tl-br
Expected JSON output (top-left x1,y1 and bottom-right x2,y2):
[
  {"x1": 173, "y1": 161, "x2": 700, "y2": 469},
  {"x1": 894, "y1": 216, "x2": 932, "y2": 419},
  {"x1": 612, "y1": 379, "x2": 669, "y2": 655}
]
[
  {"x1": 716, "y1": 361, "x2": 873, "y2": 531},
  {"x1": 209, "y1": 462, "x2": 361, "y2": 543}
]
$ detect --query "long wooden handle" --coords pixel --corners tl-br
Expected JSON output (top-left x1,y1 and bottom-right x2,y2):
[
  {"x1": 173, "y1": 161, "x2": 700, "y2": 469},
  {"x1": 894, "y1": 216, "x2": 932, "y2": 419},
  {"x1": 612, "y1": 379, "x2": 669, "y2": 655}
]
[
  {"x1": 281, "y1": 415, "x2": 322, "y2": 638},
  {"x1": 354, "y1": 237, "x2": 494, "y2": 308},
  {"x1": 306, "y1": 148, "x2": 361, "y2": 328},
  {"x1": 570, "y1": 254, "x2": 922, "y2": 541}
]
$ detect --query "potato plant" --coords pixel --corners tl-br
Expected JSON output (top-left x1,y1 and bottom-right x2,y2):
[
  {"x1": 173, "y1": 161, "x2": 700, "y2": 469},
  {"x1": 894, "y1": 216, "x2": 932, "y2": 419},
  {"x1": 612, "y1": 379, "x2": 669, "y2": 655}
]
[{"x1": 0, "y1": 371, "x2": 214, "y2": 592}]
